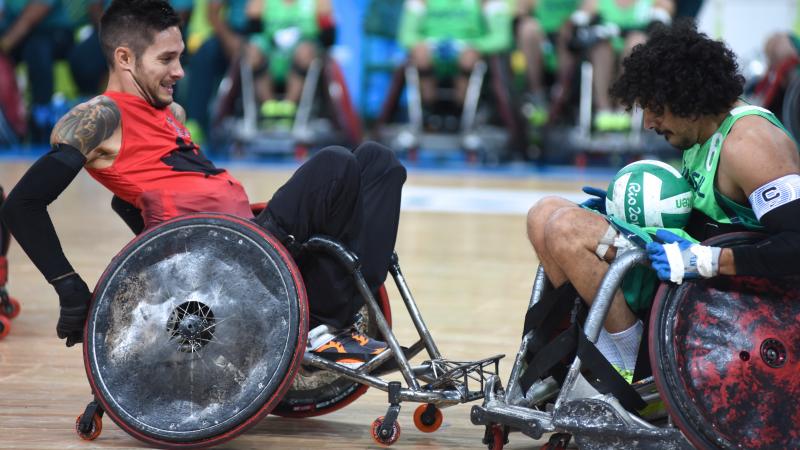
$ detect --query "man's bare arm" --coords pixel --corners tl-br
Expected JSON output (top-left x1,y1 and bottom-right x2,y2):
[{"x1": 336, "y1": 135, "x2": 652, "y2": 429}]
[
  {"x1": 718, "y1": 117, "x2": 800, "y2": 276},
  {"x1": 51, "y1": 96, "x2": 120, "y2": 157}
]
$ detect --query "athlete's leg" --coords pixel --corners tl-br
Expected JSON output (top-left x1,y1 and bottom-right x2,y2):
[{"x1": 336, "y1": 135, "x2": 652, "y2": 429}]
[
  {"x1": 286, "y1": 42, "x2": 317, "y2": 104},
  {"x1": 526, "y1": 196, "x2": 577, "y2": 286},
  {"x1": 542, "y1": 206, "x2": 637, "y2": 333},
  {"x1": 589, "y1": 40, "x2": 614, "y2": 112},
  {"x1": 409, "y1": 43, "x2": 436, "y2": 106},
  {"x1": 455, "y1": 47, "x2": 481, "y2": 107},
  {"x1": 352, "y1": 141, "x2": 407, "y2": 291},
  {"x1": 622, "y1": 31, "x2": 646, "y2": 59},
  {"x1": 517, "y1": 16, "x2": 546, "y2": 96},
  {"x1": 257, "y1": 146, "x2": 362, "y2": 328}
]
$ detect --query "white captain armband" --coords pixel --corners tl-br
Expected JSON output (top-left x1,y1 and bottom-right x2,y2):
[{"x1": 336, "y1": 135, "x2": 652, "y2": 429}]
[{"x1": 748, "y1": 174, "x2": 800, "y2": 221}]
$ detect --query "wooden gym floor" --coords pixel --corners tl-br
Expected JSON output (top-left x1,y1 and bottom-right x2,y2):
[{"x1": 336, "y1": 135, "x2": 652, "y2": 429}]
[{"x1": 0, "y1": 160, "x2": 601, "y2": 449}]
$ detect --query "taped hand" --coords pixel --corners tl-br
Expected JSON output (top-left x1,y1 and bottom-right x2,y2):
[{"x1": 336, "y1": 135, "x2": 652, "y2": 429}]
[{"x1": 646, "y1": 229, "x2": 721, "y2": 284}]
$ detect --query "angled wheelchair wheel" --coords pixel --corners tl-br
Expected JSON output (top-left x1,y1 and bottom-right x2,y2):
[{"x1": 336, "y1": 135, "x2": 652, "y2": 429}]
[
  {"x1": 83, "y1": 213, "x2": 308, "y2": 448},
  {"x1": 272, "y1": 285, "x2": 392, "y2": 418},
  {"x1": 650, "y1": 232, "x2": 800, "y2": 450}
]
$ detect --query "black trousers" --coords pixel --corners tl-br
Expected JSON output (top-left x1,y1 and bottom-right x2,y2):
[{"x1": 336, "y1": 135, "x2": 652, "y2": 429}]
[{"x1": 255, "y1": 142, "x2": 407, "y2": 329}]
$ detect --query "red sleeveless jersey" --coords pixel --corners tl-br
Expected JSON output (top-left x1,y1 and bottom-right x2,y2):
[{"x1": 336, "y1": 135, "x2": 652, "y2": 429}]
[{"x1": 86, "y1": 91, "x2": 254, "y2": 228}]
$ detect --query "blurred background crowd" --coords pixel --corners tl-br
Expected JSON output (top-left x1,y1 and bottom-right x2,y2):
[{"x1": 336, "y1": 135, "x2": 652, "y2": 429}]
[{"x1": 0, "y1": 0, "x2": 797, "y2": 165}]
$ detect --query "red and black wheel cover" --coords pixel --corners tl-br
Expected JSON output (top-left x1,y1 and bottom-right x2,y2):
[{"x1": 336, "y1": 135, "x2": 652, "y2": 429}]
[
  {"x1": 84, "y1": 213, "x2": 308, "y2": 448},
  {"x1": 650, "y1": 232, "x2": 800, "y2": 450}
]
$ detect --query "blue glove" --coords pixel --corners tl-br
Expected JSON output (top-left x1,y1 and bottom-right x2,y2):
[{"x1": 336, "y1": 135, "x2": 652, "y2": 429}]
[
  {"x1": 646, "y1": 229, "x2": 721, "y2": 284},
  {"x1": 580, "y1": 186, "x2": 607, "y2": 214}
]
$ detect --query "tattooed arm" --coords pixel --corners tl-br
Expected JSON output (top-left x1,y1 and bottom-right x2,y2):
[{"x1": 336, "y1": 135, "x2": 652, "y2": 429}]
[
  {"x1": 0, "y1": 96, "x2": 123, "y2": 346},
  {"x1": 51, "y1": 96, "x2": 121, "y2": 165},
  {"x1": 168, "y1": 102, "x2": 186, "y2": 123}
]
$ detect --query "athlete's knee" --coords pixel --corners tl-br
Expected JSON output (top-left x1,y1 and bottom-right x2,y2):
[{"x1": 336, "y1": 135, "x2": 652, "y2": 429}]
[
  {"x1": 518, "y1": 17, "x2": 542, "y2": 42},
  {"x1": 314, "y1": 145, "x2": 358, "y2": 176},
  {"x1": 355, "y1": 141, "x2": 406, "y2": 179},
  {"x1": 528, "y1": 196, "x2": 571, "y2": 226},
  {"x1": 542, "y1": 207, "x2": 597, "y2": 256},
  {"x1": 527, "y1": 196, "x2": 567, "y2": 251}
]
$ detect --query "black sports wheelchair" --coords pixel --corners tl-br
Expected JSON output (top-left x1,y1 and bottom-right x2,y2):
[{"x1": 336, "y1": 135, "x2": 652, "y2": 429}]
[{"x1": 74, "y1": 210, "x2": 503, "y2": 448}]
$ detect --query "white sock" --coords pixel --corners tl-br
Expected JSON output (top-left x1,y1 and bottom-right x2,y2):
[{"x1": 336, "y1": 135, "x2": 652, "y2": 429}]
[
  {"x1": 609, "y1": 320, "x2": 643, "y2": 372},
  {"x1": 596, "y1": 327, "x2": 624, "y2": 368}
]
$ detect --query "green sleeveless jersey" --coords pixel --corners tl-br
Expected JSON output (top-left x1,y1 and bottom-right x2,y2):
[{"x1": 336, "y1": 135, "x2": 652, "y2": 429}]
[
  {"x1": 682, "y1": 105, "x2": 794, "y2": 231},
  {"x1": 421, "y1": 0, "x2": 484, "y2": 40},
  {"x1": 263, "y1": 0, "x2": 318, "y2": 40},
  {"x1": 598, "y1": 0, "x2": 653, "y2": 30},
  {"x1": 534, "y1": 0, "x2": 580, "y2": 34}
]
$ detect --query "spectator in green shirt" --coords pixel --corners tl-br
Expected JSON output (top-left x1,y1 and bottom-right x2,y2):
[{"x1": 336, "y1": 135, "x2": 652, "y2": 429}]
[{"x1": 398, "y1": 0, "x2": 512, "y2": 109}]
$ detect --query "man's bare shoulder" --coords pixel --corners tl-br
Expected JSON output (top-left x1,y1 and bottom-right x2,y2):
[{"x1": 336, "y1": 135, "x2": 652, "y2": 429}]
[
  {"x1": 168, "y1": 102, "x2": 186, "y2": 123},
  {"x1": 51, "y1": 95, "x2": 121, "y2": 156},
  {"x1": 722, "y1": 114, "x2": 800, "y2": 193}
]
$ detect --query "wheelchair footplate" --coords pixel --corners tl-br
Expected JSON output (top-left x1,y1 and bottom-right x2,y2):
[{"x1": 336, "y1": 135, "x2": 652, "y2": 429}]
[
  {"x1": 471, "y1": 255, "x2": 692, "y2": 450},
  {"x1": 297, "y1": 235, "x2": 505, "y2": 446}
]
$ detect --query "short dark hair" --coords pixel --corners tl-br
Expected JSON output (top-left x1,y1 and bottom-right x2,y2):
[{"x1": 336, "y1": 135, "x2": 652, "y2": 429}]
[
  {"x1": 610, "y1": 19, "x2": 745, "y2": 118},
  {"x1": 99, "y1": 0, "x2": 181, "y2": 68}
]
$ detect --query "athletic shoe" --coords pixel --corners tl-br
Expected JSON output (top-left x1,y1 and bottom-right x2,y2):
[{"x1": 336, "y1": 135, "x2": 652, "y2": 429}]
[
  {"x1": 611, "y1": 364, "x2": 634, "y2": 384},
  {"x1": 522, "y1": 92, "x2": 549, "y2": 127},
  {"x1": 307, "y1": 324, "x2": 387, "y2": 369}
]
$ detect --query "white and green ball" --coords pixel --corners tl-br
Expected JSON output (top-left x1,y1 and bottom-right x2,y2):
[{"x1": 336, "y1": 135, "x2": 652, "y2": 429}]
[{"x1": 605, "y1": 160, "x2": 693, "y2": 228}]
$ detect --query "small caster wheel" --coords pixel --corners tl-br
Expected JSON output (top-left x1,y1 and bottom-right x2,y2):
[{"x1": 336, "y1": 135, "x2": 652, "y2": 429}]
[
  {"x1": 541, "y1": 432, "x2": 571, "y2": 450},
  {"x1": 75, "y1": 413, "x2": 102, "y2": 441},
  {"x1": 371, "y1": 416, "x2": 401, "y2": 446},
  {"x1": 0, "y1": 315, "x2": 10, "y2": 339},
  {"x1": 413, "y1": 404, "x2": 443, "y2": 433},
  {"x1": 1, "y1": 297, "x2": 20, "y2": 319},
  {"x1": 487, "y1": 424, "x2": 505, "y2": 450}
]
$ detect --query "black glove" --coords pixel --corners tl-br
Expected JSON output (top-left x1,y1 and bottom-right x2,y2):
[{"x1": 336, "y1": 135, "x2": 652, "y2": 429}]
[{"x1": 52, "y1": 274, "x2": 92, "y2": 347}]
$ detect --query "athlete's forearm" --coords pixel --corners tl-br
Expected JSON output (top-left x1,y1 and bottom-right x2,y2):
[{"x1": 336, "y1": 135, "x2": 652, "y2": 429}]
[
  {"x1": 718, "y1": 248, "x2": 735, "y2": 276},
  {"x1": 0, "y1": 146, "x2": 86, "y2": 282}
]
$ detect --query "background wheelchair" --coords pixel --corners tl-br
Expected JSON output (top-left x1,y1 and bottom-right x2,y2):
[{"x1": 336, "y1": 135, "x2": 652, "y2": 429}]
[
  {"x1": 210, "y1": 50, "x2": 363, "y2": 159},
  {"x1": 471, "y1": 232, "x2": 800, "y2": 449},
  {"x1": 373, "y1": 55, "x2": 525, "y2": 165},
  {"x1": 0, "y1": 185, "x2": 22, "y2": 339},
  {"x1": 74, "y1": 212, "x2": 502, "y2": 448}
]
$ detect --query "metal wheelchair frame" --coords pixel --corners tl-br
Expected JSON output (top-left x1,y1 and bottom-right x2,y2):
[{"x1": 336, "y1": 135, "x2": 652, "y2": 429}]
[{"x1": 470, "y1": 250, "x2": 692, "y2": 450}]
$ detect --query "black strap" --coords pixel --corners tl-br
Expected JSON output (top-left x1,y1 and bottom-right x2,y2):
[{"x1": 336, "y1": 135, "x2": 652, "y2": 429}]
[
  {"x1": 522, "y1": 282, "x2": 576, "y2": 337},
  {"x1": 519, "y1": 323, "x2": 646, "y2": 412}
]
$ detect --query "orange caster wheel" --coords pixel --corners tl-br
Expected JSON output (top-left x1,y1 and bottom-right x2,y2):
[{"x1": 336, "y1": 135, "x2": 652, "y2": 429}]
[
  {"x1": 1, "y1": 297, "x2": 20, "y2": 319},
  {"x1": 371, "y1": 416, "x2": 401, "y2": 446},
  {"x1": 413, "y1": 404, "x2": 443, "y2": 433},
  {"x1": 76, "y1": 413, "x2": 103, "y2": 441},
  {"x1": 0, "y1": 315, "x2": 10, "y2": 339}
]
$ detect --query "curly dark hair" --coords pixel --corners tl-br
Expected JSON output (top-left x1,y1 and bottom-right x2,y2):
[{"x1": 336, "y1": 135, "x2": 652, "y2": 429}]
[
  {"x1": 610, "y1": 19, "x2": 744, "y2": 118},
  {"x1": 99, "y1": 0, "x2": 181, "y2": 68}
]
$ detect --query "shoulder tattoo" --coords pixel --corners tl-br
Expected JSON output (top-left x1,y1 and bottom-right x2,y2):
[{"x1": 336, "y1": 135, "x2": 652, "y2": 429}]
[
  {"x1": 169, "y1": 102, "x2": 186, "y2": 123},
  {"x1": 52, "y1": 96, "x2": 120, "y2": 155}
]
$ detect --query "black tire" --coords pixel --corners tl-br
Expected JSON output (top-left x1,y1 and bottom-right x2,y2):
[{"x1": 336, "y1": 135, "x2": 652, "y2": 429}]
[{"x1": 83, "y1": 213, "x2": 308, "y2": 448}]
